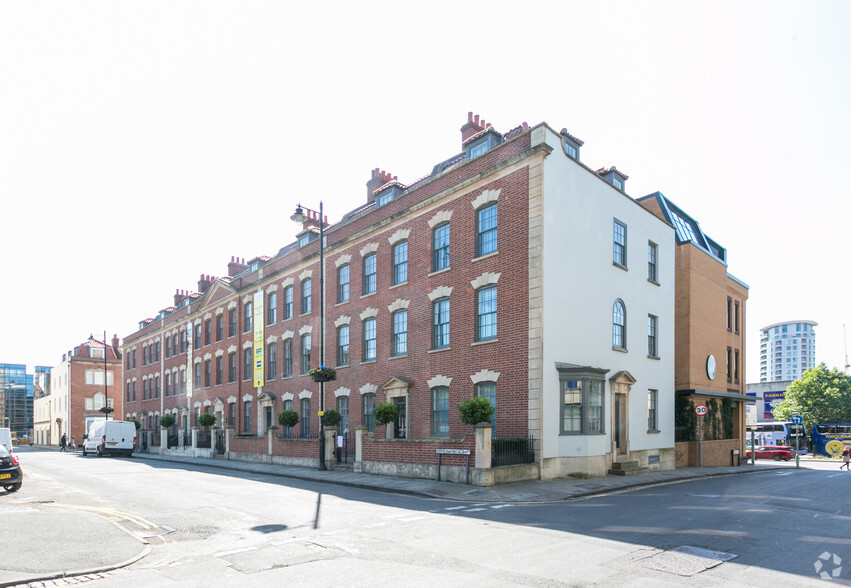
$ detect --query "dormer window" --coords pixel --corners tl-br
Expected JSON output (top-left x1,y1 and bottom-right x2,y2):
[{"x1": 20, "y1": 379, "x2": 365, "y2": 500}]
[
  {"x1": 465, "y1": 129, "x2": 503, "y2": 161},
  {"x1": 297, "y1": 232, "x2": 318, "y2": 248},
  {"x1": 597, "y1": 167, "x2": 628, "y2": 192},
  {"x1": 374, "y1": 184, "x2": 403, "y2": 207},
  {"x1": 560, "y1": 129, "x2": 583, "y2": 161}
]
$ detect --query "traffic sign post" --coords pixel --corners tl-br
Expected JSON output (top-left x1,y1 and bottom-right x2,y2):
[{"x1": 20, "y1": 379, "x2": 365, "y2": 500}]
[
  {"x1": 792, "y1": 415, "x2": 802, "y2": 468},
  {"x1": 694, "y1": 404, "x2": 707, "y2": 468}
]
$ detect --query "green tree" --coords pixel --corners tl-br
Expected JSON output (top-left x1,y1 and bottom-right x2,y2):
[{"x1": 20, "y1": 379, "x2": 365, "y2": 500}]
[
  {"x1": 373, "y1": 402, "x2": 398, "y2": 425},
  {"x1": 159, "y1": 414, "x2": 176, "y2": 428},
  {"x1": 772, "y1": 364, "x2": 851, "y2": 431},
  {"x1": 277, "y1": 409, "x2": 299, "y2": 428},
  {"x1": 198, "y1": 413, "x2": 216, "y2": 428},
  {"x1": 457, "y1": 397, "x2": 495, "y2": 426}
]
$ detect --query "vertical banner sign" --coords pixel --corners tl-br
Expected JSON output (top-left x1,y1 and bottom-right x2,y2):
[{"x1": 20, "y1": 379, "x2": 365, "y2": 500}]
[{"x1": 253, "y1": 291, "x2": 264, "y2": 388}]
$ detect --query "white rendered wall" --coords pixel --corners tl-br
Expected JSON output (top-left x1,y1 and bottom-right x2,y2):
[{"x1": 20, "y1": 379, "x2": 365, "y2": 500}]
[{"x1": 535, "y1": 125, "x2": 675, "y2": 461}]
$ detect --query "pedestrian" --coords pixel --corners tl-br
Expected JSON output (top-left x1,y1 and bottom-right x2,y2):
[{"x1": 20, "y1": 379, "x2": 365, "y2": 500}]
[
  {"x1": 28, "y1": 438, "x2": 33, "y2": 450},
  {"x1": 70, "y1": 436, "x2": 76, "y2": 452},
  {"x1": 59, "y1": 433, "x2": 67, "y2": 452},
  {"x1": 841, "y1": 447, "x2": 850, "y2": 470}
]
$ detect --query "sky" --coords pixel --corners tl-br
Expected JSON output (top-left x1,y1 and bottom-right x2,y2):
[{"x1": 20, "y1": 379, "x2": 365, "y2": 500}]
[{"x1": 2, "y1": 1, "x2": 850, "y2": 384}]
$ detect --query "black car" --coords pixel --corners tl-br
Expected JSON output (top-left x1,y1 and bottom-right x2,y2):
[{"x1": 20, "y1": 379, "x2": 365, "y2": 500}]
[{"x1": 0, "y1": 445, "x2": 22, "y2": 492}]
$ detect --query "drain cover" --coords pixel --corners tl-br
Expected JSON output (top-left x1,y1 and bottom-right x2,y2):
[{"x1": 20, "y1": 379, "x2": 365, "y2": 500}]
[{"x1": 637, "y1": 545, "x2": 737, "y2": 576}]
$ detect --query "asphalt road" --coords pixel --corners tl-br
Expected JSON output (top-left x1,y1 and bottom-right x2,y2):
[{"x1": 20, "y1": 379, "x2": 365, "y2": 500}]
[{"x1": 4, "y1": 451, "x2": 850, "y2": 586}]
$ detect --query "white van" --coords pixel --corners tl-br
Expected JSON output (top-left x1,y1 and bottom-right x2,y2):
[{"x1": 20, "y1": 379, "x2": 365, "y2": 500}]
[
  {"x1": 82, "y1": 420, "x2": 136, "y2": 457},
  {"x1": 0, "y1": 428, "x2": 12, "y2": 452}
]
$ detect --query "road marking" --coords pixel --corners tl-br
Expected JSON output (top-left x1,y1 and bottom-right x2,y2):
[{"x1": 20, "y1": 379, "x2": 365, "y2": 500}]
[{"x1": 215, "y1": 546, "x2": 258, "y2": 557}]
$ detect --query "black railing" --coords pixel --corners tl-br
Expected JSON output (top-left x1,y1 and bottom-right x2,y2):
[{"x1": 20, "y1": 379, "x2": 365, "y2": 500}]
[
  {"x1": 215, "y1": 432, "x2": 225, "y2": 454},
  {"x1": 150, "y1": 433, "x2": 161, "y2": 447},
  {"x1": 182, "y1": 433, "x2": 192, "y2": 447},
  {"x1": 675, "y1": 426, "x2": 691, "y2": 443},
  {"x1": 167, "y1": 434, "x2": 179, "y2": 448},
  {"x1": 334, "y1": 431, "x2": 353, "y2": 464},
  {"x1": 197, "y1": 431, "x2": 212, "y2": 449},
  {"x1": 491, "y1": 436, "x2": 535, "y2": 467}
]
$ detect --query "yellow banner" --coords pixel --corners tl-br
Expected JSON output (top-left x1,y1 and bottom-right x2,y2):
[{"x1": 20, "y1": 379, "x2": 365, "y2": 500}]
[{"x1": 253, "y1": 291, "x2": 264, "y2": 387}]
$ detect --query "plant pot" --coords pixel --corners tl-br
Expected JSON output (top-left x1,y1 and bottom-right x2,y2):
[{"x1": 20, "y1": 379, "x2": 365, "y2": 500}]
[{"x1": 312, "y1": 374, "x2": 332, "y2": 383}]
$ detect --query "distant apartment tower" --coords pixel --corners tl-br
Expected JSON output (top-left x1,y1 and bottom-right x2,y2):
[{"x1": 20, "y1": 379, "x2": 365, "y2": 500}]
[{"x1": 759, "y1": 320, "x2": 817, "y2": 382}]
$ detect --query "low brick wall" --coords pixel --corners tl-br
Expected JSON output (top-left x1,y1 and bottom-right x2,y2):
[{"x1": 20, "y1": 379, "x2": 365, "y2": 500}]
[{"x1": 675, "y1": 439, "x2": 742, "y2": 467}]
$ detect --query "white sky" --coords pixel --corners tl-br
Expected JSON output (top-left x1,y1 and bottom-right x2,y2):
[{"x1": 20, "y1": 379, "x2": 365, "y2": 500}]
[{"x1": 2, "y1": 1, "x2": 849, "y2": 384}]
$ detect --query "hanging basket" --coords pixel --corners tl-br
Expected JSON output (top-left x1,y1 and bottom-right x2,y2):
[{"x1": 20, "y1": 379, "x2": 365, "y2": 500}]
[
  {"x1": 309, "y1": 367, "x2": 336, "y2": 382},
  {"x1": 312, "y1": 373, "x2": 332, "y2": 383}
]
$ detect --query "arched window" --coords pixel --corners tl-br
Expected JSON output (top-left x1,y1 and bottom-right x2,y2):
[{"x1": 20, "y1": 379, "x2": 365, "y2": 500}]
[{"x1": 613, "y1": 299, "x2": 626, "y2": 350}]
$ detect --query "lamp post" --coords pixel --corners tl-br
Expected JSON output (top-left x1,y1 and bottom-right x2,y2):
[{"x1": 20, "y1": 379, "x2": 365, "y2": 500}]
[{"x1": 291, "y1": 202, "x2": 326, "y2": 471}]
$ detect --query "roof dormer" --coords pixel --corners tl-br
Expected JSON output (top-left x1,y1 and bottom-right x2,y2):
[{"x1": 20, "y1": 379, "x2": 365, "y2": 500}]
[
  {"x1": 596, "y1": 166, "x2": 628, "y2": 192},
  {"x1": 560, "y1": 128, "x2": 584, "y2": 161},
  {"x1": 464, "y1": 127, "x2": 503, "y2": 161}
]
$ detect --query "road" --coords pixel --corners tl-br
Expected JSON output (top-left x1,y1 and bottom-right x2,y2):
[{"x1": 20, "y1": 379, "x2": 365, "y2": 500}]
[{"x1": 4, "y1": 451, "x2": 850, "y2": 586}]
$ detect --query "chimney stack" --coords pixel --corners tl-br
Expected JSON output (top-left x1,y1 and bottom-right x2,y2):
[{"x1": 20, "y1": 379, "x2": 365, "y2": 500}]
[
  {"x1": 366, "y1": 168, "x2": 397, "y2": 201},
  {"x1": 111, "y1": 334, "x2": 121, "y2": 359},
  {"x1": 461, "y1": 111, "x2": 486, "y2": 143},
  {"x1": 228, "y1": 256, "x2": 249, "y2": 277},
  {"x1": 197, "y1": 274, "x2": 214, "y2": 293}
]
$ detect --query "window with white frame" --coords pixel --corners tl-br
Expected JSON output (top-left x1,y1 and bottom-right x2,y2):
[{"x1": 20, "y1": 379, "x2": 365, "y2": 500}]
[
  {"x1": 363, "y1": 253, "x2": 377, "y2": 295},
  {"x1": 476, "y1": 203, "x2": 497, "y2": 257},
  {"x1": 268, "y1": 291, "x2": 277, "y2": 325},
  {"x1": 648, "y1": 241, "x2": 658, "y2": 282},
  {"x1": 363, "y1": 318, "x2": 376, "y2": 361},
  {"x1": 432, "y1": 222, "x2": 450, "y2": 271},
  {"x1": 558, "y1": 366, "x2": 606, "y2": 435},
  {"x1": 283, "y1": 286, "x2": 293, "y2": 320},
  {"x1": 613, "y1": 299, "x2": 626, "y2": 350},
  {"x1": 648, "y1": 389, "x2": 658, "y2": 431},
  {"x1": 301, "y1": 334, "x2": 311, "y2": 374},
  {"x1": 613, "y1": 220, "x2": 627, "y2": 267},
  {"x1": 337, "y1": 325, "x2": 349, "y2": 366},
  {"x1": 476, "y1": 381, "x2": 497, "y2": 433},
  {"x1": 647, "y1": 314, "x2": 658, "y2": 357},
  {"x1": 392, "y1": 241, "x2": 408, "y2": 285},
  {"x1": 392, "y1": 310, "x2": 407, "y2": 356},
  {"x1": 431, "y1": 386, "x2": 449, "y2": 436},
  {"x1": 283, "y1": 338, "x2": 293, "y2": 377},
  {"x1": 432, "y1": 298, "x2": 450, "y2": 349},
  {"x1": 301, "y1": 278, "x2": 312, "y2": 314},
  {"x1": 338, "y1": 264, "x2": 349, "y2": 303},
  {"x1": 476, "y1": 285, "x2": 497, "y2": 341}
]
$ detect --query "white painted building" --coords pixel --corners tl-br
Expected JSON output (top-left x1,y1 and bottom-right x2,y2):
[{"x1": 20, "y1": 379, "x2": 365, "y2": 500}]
[
  {"x1": 533, "y1": 124, "x2": 676, "y2": 477},
  {"x1": 759, "y1": 320, "x2": 817, "y2": 382}
]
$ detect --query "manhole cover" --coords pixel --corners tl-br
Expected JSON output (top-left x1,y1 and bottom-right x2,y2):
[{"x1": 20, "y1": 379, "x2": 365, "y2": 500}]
[{"x1": 637, "y1": 545, "x2": 737, "y2": 576}]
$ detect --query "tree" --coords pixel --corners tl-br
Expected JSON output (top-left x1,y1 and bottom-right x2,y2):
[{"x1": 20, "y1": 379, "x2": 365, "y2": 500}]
[
  {"x1": 277, "y1": 409, "x2": 299, "y2": 428},
  {"x1": 772, "y1": 364, "x2": 851, "y2": 432},
  {"x1": 373, "y1": 402, "x2": 397, "y2": 425},
  {"x1": 322, "y1": 409, "x2": 342, "y2": 428},
  {"x1": 198, "y1": 413, "x2": 216, "y2": 428},
  {"x1": 457, "y1": 397, "x2": 494, "y2": 426},
  {"x1": 159, "y1": 414, "x2": 176, "y2": 428}
]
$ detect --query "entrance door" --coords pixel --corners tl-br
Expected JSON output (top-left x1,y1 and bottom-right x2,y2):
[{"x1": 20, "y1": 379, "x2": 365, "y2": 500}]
[
  {"x1": 615, "y1": 394, "x2": 628, "y2": 458},
  {"x1": 393, "y1": 397, "x2": 407, "y2": 439}
]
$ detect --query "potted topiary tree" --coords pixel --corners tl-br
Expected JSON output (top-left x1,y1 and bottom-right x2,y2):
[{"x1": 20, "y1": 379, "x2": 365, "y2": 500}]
[
  {"x1": 457, "y1": 397, "x2": 495, "y2": 427},
  {"x1": 373, "y1": 402, "x2": 398, "y2": 439},
  {"x1": 322, "y1": 409, "x2": 343, "y2": 428},
  {"x1": 127, "y1": 418, "x2": 142, "y2": 431},
  {"x1": 198, "y1": 413, "x2": 216, "y2": 428},
  {"x1": 277, "y1": 409, "x2": 299, "y2": 428},
  {"x1": 159, "y1": 414, "x2": 176, "y2": 429}
]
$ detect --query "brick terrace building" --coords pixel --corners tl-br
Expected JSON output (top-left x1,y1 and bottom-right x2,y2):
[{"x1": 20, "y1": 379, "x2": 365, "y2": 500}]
[
  {"x1": 637, "y1": 193, "x2": 750, "y2": 467},
  {"x1": 33, "y1": 335, "x2": 122, "y2": 446},
  {"x1": 122, "y1": 113, "x2": 677, "y2": 479}
]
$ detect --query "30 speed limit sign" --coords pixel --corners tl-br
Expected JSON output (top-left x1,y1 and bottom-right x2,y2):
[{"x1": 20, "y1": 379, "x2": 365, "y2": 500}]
[{"x1": 694, "y1": 404, "x2": 708, "y2": 417}]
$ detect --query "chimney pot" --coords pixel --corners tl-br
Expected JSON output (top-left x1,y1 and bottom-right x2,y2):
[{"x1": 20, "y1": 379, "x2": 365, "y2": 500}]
[{"x1": 468, "y1": 111, "x2": 473, "y2": 122}]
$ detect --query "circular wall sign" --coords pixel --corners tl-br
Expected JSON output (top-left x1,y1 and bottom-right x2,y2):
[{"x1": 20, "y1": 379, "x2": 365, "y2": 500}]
[
  {"x1": 706, "y1": 355, "x2": 717, "y2": 380},
  {"x1": 694, "y1": 404, "x2": 708, "y2": 417}
]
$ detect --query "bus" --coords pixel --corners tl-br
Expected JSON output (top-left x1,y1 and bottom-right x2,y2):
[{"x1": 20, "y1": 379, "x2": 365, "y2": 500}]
[
  {"x1": 811, "y1": 424, "x2": 851, "y2": 457},
  {"x1": 745, "y1": 422, "x2": 807, "y2": 453}
]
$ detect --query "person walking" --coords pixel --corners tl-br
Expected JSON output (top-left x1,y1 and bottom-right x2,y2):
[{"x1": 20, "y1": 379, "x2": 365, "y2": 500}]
[
  {"x1": 28, "y1": 438, "x2": 33, "y2": 450},
  {"x1": 841, "y1": 447, "x2": 850, "y2": 470},
  {"x1": 59, "y1": 433, "x2": 67, "y2": 452},
  {"x1": 70, "y1": 436, "x2": 76, "y2": 452}
]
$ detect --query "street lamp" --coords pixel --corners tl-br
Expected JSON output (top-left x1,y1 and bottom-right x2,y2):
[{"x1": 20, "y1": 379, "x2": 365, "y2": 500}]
[
  {"x1": 291, "y1": 202, "x2": 326, "y2": 471},
  {"x1": 89, "y1": 332, "x2": 109, "y2": 420}
]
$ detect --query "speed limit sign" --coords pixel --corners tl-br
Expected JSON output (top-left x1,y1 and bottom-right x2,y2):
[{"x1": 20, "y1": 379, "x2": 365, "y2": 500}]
[{"x1": 694, "y1": 404, "x2": 708, "y2": 417}]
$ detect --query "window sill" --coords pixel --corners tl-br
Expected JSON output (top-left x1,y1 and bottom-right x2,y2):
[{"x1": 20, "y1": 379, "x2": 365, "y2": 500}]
[
  {"x1": 360, "y1": 291, "x2": 376, "y2": 299},
  {"x1": 647, "y1": 279, "x2": 660, "y2": 286},
  {"x1": 472, "y1": 338, "x2": 498, "y2": 346},
  {"x1": 473, "y1": 251, "x2": 499, "y2": 263},
  {"x1": 612, "y1": 262, "x2": 628, "y2": 271},
  {"x1": 429, "y1": 346, "x2": 451, "y2": 353},
  {"x1": 647, "y1": 355, "x2": 660, "y2": 360},
  {"x1": 360, "y1": 359, "x2": 377, "y2": 365},
  {"x1": 612, "y1": 346, "x2": 628, "y2": 353},
  {"x1": 389, "y1": 354, "x2": 408, "y2": 360},
  {"x1": 428, "y1": 267, "x2": 451, "y2": 277},
  {"x1": 335, "y1": 300, "x2": 349, "y2": 307},
  {"x1": 389, "y1": 282, "x2": 407, "y2": 290},
  {"x1": 647, "y1": 429, "x2": 661, "y2": 434}
]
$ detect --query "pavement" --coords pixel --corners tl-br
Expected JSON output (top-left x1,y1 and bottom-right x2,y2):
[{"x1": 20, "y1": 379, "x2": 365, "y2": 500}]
[{"x1": 1, "y1": 448, "x2": 809, "y2": 587}]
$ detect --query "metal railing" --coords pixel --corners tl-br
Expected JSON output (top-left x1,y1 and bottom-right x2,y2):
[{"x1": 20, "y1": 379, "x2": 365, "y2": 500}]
[
  {"x1": 150, "y1": 434, "x2": 161, "y2": 447},
  {"x1": 491, "y1": 436, "x2": 535, "y2": 467},
  {"x1": 197, "y1": 431, "x2": 212, "y2": 449},
  {"x1": 167, "y1": 434, "x2": 179, "y2": 448}
]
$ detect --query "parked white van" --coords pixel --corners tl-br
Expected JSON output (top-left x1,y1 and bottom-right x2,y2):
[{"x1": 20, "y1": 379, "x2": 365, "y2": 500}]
[
  {"x1": 0, "y1": 428, "x2": 12, "y2": 452},
  {"x1": 82, "y1": 420, "x2": 136, "y2": 457}
]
